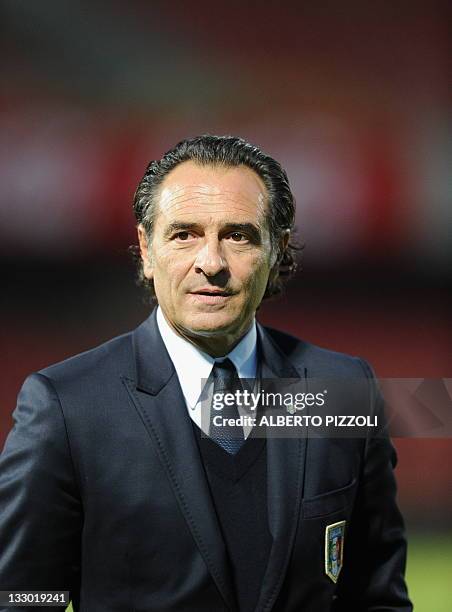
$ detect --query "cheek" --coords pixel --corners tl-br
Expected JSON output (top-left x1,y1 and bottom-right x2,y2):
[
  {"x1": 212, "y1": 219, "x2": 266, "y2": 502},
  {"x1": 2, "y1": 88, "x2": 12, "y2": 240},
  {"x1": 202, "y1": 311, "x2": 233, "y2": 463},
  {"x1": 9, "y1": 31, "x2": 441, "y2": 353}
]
[
  {"x1": 153, "y1": 252, "x2": 192, "y2": 292},
  {"x1": 235, "y1": 254, "x2": 271, "y2": 291}
]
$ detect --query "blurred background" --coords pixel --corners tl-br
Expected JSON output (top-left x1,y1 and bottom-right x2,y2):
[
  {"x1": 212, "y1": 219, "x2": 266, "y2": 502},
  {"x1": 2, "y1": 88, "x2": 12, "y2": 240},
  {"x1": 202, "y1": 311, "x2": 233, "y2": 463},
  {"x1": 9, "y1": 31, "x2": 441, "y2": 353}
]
[{"x1": 1, "y1": 0, "x2": 450, "y2": 608}]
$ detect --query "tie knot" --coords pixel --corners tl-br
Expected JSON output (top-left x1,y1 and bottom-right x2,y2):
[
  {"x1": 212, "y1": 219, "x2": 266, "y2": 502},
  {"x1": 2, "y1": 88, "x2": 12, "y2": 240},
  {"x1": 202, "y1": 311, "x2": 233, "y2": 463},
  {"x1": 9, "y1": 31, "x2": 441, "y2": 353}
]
[
  {"x1": 211, "y1": 359, "x2": 241, "y2": 395},
  {"x1": 212, "y1": 358, "x2": 237, "y2": 380}
]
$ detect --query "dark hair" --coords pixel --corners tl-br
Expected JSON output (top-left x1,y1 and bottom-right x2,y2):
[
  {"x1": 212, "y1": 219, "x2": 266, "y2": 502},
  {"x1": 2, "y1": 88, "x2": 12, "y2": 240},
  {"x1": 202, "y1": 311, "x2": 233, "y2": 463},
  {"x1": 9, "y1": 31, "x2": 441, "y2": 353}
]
[{"x1": 131, "y1": 134, "x2": 300, "y2": 301}]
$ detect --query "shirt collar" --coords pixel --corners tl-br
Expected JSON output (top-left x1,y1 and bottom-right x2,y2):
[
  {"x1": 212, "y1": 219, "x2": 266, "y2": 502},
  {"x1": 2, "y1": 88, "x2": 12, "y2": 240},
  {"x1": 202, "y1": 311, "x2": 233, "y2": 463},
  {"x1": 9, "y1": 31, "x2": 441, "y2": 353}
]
[{"x1": 156, "y1": 306, "x2": 257, "y2": 409}]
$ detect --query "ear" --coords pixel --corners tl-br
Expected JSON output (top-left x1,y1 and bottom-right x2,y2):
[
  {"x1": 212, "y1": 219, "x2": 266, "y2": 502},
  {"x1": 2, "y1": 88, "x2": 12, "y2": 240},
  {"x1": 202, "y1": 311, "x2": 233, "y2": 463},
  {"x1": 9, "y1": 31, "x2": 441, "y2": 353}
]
[
  {"x1": 137, "y1": 224, "x2": 153, "y2": 280},
  {"x1": 279, "y1": 229, "x2": 290, "y2": 256}
]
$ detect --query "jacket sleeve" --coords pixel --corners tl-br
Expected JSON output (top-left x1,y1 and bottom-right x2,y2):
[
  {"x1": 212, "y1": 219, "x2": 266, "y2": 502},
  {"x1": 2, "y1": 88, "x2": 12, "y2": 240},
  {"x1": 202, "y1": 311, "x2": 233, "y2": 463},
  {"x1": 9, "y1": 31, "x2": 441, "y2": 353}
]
[
  {"x1": 0, "y1": 373, "x2": 82, "y2": 611},
  {"x1": 333, "y1": 358, "x2": 413, "y2": 611}
]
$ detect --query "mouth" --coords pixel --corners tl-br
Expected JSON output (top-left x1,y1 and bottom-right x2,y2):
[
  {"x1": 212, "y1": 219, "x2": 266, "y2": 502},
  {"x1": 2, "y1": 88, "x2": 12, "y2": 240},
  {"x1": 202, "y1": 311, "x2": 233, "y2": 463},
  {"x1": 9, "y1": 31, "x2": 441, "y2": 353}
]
[
  {"x1": 188, "y1": 289, "x2": 235, "y2": 305},
  {"x1": 191, "y1": 289, "x2": 232, "y2": 296}
]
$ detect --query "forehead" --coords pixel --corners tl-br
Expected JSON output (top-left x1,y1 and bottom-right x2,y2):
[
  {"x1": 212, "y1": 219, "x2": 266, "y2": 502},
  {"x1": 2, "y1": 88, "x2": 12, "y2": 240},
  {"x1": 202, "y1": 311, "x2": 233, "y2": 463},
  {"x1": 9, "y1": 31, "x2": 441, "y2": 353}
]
[{"x1": 155, "y1": 161, "x2": 268, "y2": 224}]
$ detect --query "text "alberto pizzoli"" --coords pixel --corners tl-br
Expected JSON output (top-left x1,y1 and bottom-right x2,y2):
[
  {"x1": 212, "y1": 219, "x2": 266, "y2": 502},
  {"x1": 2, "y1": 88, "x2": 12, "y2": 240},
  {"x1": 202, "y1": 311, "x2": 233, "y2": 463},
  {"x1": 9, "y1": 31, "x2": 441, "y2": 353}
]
[{"x1": 211, "y1": 389, "x2": 378, "y2": 429}]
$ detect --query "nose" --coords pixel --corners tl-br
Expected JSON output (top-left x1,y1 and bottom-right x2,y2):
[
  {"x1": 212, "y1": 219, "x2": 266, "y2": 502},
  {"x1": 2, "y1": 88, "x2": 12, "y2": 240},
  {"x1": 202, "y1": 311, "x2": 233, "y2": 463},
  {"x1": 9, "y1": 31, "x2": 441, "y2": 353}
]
[{"x1": 194, "y1": 238, "x2": 227, "y2": 277}]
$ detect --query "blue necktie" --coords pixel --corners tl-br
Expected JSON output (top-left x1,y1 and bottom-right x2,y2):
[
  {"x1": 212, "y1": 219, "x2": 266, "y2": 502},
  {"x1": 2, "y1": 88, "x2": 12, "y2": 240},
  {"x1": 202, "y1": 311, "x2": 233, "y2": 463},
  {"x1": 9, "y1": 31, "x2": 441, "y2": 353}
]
[{"x1": 209, "y1": 359, "x2": 246, "y2": 455}]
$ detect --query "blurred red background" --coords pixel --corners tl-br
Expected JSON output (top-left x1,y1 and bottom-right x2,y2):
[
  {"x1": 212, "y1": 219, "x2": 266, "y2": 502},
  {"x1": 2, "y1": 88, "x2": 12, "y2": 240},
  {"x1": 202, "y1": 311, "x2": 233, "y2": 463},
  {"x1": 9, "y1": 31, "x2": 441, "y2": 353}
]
[{"x1": 1, "y1": 0, "x2": 450, "y2": 530}]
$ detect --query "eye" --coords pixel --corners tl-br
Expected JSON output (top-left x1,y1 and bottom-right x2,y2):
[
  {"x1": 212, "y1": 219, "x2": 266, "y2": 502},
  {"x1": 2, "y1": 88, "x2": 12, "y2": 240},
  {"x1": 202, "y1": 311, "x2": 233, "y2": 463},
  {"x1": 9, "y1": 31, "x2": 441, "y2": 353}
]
[
  {"x1": 227, "y1": 232, "x2": 247, "y2": 242},
  {"x1": 174, "y1": 231, "x2": 193, "y2": 241}
]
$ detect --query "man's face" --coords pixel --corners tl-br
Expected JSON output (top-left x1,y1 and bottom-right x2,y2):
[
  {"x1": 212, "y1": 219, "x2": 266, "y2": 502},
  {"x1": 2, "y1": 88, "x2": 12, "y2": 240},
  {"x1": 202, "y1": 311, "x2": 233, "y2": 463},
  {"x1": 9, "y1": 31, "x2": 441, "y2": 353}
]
[{"x1": 138, "y1": 161, "x2": 278, "y2": 355}]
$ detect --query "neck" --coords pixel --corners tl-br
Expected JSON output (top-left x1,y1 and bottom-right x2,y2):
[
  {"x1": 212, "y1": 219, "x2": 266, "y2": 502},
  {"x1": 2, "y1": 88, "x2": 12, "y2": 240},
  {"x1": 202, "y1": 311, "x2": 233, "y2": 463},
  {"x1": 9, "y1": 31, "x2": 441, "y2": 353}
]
[{"x1": 181, "y1": 330, "x2": 248, "y2": 358}]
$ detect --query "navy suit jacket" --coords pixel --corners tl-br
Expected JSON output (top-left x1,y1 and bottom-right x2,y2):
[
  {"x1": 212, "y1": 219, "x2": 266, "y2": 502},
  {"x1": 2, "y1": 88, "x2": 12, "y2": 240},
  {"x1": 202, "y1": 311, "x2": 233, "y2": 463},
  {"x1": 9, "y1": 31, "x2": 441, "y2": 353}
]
[{"x1": 0, "y1": 309, "x2": 412, "y2": 611}]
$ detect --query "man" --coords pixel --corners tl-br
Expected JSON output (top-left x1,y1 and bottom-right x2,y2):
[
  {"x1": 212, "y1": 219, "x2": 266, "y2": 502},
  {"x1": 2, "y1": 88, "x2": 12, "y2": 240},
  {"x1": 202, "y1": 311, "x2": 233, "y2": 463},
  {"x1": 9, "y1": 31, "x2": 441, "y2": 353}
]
[{"x1": 0, "y1": 135, "x2": 412, "y2": 611}]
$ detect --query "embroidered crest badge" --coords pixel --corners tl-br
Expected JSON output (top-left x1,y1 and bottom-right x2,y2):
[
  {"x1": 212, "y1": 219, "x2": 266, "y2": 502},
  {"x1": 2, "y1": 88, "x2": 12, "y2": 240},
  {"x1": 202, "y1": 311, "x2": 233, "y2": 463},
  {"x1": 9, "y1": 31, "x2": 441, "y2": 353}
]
[{"x1": 325, "y1": 520, "x2": 346, "y2": 583}]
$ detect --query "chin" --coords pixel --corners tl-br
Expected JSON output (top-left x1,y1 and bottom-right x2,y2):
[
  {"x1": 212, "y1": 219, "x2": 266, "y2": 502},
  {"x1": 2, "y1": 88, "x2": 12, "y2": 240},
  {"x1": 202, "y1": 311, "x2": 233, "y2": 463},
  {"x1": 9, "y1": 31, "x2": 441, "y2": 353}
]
[{"x1": 182, "y1": 311, "x2": 242, "y2": 337}]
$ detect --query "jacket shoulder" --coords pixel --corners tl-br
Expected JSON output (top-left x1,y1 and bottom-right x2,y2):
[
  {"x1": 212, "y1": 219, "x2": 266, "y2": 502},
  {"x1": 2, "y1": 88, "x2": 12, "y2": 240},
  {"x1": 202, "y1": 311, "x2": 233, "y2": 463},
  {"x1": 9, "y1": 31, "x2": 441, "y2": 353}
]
[
  {"x1": 38, "y1": 329, "x2": 135, "y2": 385},
  {"x1": 263, "y1": 326, "x2": 370, "y2": 377}
]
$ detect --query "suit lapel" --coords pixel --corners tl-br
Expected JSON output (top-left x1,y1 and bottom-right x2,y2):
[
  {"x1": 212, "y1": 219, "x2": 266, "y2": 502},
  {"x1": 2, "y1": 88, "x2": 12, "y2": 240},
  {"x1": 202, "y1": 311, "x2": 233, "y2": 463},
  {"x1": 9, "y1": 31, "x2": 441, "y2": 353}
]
[
  {"x1": 126, "y1": 310, "x2": 237, "y2": 611},
  {"x1": 253, "y1": 323, "x2": 307, "y2": 612}
]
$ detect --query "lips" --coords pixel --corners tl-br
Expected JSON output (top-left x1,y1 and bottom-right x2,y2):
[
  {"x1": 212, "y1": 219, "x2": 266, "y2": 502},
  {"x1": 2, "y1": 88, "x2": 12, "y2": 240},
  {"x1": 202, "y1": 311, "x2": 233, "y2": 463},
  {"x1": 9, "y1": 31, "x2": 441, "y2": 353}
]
[
  {"x1": 188, "y1": 289, "x2": 234, "y2": 304},
  {"x1": 189, "y1": 288, "x2": 233, "y2": 297},
  {"x1": 191, "y1": 289, "x2": 231, "y2": 297}
]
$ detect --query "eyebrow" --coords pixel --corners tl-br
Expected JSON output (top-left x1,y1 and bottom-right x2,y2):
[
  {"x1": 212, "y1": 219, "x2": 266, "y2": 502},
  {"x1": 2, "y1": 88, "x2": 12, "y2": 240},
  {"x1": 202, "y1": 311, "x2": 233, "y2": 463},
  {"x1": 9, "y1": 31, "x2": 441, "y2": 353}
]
[
  {"x1": 164, "y1": 221, "x2": 263, "y2": 243},
  {"x1": 222, "y1": 223, "x2": 262, "y2": 243},
  {"x1": 163, "y1": 222, "x2": 202, "y2": 239}
]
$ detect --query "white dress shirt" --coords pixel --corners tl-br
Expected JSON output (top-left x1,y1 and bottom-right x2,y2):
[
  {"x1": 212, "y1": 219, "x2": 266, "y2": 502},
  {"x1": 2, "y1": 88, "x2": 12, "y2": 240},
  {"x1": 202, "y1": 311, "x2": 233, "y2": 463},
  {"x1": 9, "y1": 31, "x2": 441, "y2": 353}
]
[{"x1": 156, "y1": 306, "x2": 258, "y2": 439}]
